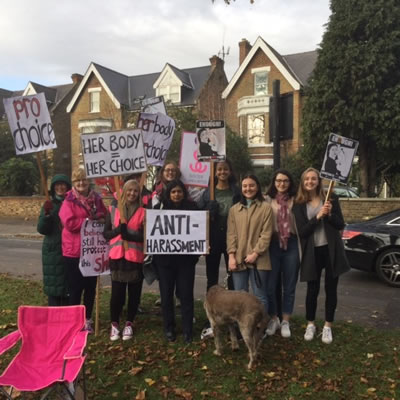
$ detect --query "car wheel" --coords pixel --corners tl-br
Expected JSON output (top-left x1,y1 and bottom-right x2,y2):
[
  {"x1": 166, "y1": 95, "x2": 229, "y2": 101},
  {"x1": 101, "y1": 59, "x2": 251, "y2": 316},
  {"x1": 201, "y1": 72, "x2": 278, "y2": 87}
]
[{"x1": 375, "y1": 248, "x2": 400, "y2": 288}]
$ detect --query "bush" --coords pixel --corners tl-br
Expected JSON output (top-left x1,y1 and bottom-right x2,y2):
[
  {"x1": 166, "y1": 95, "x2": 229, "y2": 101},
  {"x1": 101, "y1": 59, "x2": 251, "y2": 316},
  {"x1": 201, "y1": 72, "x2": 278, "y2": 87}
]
[{"x1": 0, "y1": 157, "x2": 38, "y2": 195}]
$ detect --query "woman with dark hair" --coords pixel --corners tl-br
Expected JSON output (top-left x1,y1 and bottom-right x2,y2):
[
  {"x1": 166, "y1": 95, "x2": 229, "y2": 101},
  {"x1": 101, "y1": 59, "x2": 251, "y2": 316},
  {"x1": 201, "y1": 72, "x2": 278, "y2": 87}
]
[
  {"x1": 150, "y1": 161, "x2": 181, "y2": 208},
  {"x1": 265, "y1": 169, "x2": 299, "y2": 338},
  {"x1": 226, "y1": 174, "x2": 273, "y2": 313},
  {"x1": 153, "y1": 179, "x2": 199, "y2": 343},
  {"x1": 293, "y1": 167, "x2": 349, "y2": 344}
]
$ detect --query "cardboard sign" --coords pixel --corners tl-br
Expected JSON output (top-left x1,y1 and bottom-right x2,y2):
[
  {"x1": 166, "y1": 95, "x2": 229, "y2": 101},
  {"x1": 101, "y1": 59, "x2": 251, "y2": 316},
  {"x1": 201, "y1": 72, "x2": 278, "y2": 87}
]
[
  {"x1": 3, "y1": 93, "x2": 57, "y2": 155},
  {"x1": 179, "y1": 132, "x2": 210, "y2": 187},
  {"x1": 137, "y1": 112, "x2": 175, "y2": 167},
  {"x1": 196, "y1": 120, "x2": 226, "y2": 161},
  {"x1": 81, "y1": 129, "x2": 147, "y2": 178},
  {"x1": 79, "y1": 220, "x2": 110, "y2": 277},
  {"x1": 320, "y1": 133, "x2": 359, "y2": 184},
  {"x1": 145, "y1": 210, "x2": 208, "y2": 255},
  {"x1": 141, "y1": 96, "x2": 167, "y2": 115}
]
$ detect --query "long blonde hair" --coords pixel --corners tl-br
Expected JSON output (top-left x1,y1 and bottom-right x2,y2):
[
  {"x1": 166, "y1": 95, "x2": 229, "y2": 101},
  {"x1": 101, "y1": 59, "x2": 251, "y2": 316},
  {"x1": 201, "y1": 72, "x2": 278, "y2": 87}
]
[
  {"x1": 295, "y1": 167, "x2": 326, "y2": 204},
  {"x1": 120, "y1": 180, "x2": 141, "y2": 219}
]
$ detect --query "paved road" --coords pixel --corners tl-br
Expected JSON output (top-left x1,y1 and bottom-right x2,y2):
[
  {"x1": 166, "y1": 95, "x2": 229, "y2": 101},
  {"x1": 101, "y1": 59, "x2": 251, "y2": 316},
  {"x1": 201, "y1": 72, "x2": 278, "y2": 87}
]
[{"x1": 0, "y1": 237, "x2": 399, "y2": 330}]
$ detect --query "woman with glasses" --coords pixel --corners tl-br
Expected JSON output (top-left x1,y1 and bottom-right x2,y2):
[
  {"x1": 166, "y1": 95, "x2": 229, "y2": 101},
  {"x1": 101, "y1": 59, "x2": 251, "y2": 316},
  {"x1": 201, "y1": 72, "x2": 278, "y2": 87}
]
[
  {"x1": 265, "y1": 169, "x2": 299, "y2": 338},
  {"x1": 150, "y1": 161, "x2": 181, "y2": 208},
  {"x1": 226, "y1": 174, "x2": 273, "y2": 314}
]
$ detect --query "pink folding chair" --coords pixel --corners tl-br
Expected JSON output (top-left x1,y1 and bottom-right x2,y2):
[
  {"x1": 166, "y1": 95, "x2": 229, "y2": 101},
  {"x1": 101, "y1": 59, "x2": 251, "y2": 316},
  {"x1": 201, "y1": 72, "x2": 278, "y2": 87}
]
[{"x1": 0, "y1": 305, "x2": 88, "y2": 400}]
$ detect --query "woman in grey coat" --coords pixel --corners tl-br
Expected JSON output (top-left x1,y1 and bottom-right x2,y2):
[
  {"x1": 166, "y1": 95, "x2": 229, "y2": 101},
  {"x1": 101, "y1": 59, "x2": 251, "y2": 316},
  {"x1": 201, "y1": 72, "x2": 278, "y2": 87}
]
[{"x1": 292, "y1": 167, "x2": 349, "y2": 344}]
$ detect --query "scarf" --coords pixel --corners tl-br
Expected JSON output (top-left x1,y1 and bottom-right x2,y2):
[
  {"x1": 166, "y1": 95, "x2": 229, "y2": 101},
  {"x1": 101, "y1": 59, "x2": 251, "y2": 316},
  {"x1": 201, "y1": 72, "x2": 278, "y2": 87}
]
[
  {"x1": 72, "y1": 187, "x2": 97, "y2": 217},
  {"x1": 276, "y1": 192, "x2": 290, "y2": 250}
]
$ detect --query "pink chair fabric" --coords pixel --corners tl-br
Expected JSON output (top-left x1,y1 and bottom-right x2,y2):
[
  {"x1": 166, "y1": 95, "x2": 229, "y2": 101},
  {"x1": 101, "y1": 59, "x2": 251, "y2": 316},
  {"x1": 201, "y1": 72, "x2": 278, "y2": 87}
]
[{"x1": 0, "y1": 305, "x2": 88, "y2": 391}]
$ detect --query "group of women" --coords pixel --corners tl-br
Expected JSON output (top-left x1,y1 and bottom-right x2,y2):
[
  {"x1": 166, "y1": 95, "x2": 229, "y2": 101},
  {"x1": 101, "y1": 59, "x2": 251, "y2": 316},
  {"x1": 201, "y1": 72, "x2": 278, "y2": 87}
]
[{"x1": 38, "y1": 161, "x2": 349, "y2": 345}]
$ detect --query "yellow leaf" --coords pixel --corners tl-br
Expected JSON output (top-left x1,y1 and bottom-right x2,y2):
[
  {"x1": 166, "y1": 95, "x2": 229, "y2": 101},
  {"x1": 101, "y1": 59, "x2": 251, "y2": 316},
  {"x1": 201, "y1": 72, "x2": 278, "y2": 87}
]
[
  {"x1": 145, "y1": 378, "x2": 155, "y2": 386},
  {"x1": 129, "y1": 367, "x2": 143, "y2": 376},
  {"x1": 137, "y1": 360, "x2": 147, "y2": 365},
  {"x1": 89, "y1": 360, "x2": 96, "y2": 364},
  {"x1": 367, "y1": 353, "x2": 374, "y2": 359},
  {"x1": 360, "y1": 377, "x2": 368, "y2": 384},
  {"x1": 367, "y1": 388, "x2": 376, "y2": 393},
  {"x1": 201, "y1": 365, "x2": 208, "y2": 370},
  {"x1": 135, "y1": 390, "x2": 146, "y2": 400},
  {"x1": 265, "y1": 372, "x2": 275, "y2": 378},
  {"x1": 116, "y1": 370, "x2": 123, "y2": 376}
]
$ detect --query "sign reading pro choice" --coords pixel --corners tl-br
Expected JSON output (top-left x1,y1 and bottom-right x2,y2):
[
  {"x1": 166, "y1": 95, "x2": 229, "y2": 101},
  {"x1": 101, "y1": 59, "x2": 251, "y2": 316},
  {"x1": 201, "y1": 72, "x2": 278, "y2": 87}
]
[{"x1": 145, "y1": 210, "x2": 208, "y2": 255}]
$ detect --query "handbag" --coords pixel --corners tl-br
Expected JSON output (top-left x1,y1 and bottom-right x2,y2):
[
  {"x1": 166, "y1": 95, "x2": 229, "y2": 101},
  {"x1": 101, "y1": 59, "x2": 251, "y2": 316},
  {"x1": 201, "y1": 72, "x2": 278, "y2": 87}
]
[{"x1": 142, "y1": 255, "x2": 158, "y2": 285}]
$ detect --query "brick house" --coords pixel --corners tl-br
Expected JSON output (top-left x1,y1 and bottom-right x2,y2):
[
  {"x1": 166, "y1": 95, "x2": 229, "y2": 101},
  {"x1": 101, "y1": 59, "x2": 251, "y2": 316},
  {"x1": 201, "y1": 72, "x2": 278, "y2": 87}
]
[
  {"x1": 223, "y1": 36, "x2": 317, "y2": 169},
  {"x1": 66, "y1": 56, "x2": 227, "y2": 171},
  {"x1": 0, "y1": 76, "x2": 82, "y2": 176}
]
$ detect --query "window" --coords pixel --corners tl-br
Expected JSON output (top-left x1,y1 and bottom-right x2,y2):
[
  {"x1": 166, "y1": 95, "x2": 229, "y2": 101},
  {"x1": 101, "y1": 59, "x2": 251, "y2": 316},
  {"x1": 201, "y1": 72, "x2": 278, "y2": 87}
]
[
  {"x1": 89, "y1": 88, "x2": 101, "y2": 113},
  {"x1": 159, "y1": 85, "x2": 180, "y2": 103},
  {"x1": 254, "y1": 72, "x2": 268, "y2": 96},
  {"x1": 247, "y1": 114, "x2": 265, "y2": 145}
]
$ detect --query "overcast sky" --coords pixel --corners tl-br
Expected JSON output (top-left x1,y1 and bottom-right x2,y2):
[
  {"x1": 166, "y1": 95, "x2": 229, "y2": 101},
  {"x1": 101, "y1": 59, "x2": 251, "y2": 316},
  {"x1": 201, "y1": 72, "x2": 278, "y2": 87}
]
[{"x1": 0, "y1": 0, "x2": 331, "y2": 91}]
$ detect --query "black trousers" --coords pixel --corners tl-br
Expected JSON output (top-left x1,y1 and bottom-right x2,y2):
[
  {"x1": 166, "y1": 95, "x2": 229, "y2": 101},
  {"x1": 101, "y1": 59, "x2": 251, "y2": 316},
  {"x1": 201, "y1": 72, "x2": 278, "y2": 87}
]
[
  {"x1": 110, "y1": 279, "x2": 142, "y2": 324},
  {"x1": 64, "y1": 257, "x2": 97, "y2": 319},
  {"x1": 48, "y1": 295, "x2": 69, "y2": 307},
  {"x1": 157, "y1": 262, "x2": 196, "y2": 336},
  {"x1": 305, "y1": 245, "x2": 339, "y2": 323}
]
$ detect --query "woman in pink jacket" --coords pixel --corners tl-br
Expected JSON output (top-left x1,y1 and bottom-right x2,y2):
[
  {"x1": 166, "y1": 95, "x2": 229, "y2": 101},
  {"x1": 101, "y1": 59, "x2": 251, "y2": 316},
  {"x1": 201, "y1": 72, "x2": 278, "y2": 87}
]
[{"x1": 59, "y1": 168, "x2": 107, "y2": 332}]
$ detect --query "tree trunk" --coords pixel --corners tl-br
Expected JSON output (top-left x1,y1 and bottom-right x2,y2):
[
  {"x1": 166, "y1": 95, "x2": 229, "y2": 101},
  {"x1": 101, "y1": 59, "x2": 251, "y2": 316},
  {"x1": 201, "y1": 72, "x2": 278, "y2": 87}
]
[{"x1": 358, "y1": 136, "x2": 377, "y2": 197}]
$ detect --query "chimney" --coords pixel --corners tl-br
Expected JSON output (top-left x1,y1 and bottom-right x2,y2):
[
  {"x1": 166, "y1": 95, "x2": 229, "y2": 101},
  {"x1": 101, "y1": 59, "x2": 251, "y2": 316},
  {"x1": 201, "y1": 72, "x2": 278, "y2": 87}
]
[
  {"x1": 71, "y1": 73, "x2": 83, "y2": 85},
  {"x1": 239, "y1": 38, "x2": 252, "y2": 65},
  {"x1": 210, "y1": 55, "x2": 223, "y2": 71}
]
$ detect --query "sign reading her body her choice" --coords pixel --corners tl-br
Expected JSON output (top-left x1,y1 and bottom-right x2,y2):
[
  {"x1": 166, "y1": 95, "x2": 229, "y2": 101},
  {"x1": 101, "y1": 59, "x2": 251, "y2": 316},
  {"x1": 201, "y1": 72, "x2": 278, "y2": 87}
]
[
  {"x1": 196, "y1": 120, "x2": 226, "y2": 161},
  {"x1": 141, "y1": 96, "x2": 167, "y2": 115},
  {"x1": 137, "y1": 112, "x2": 176, "y2": 167},
  {"x1": 81, "y1": 129, "x2": 147, "y2": 178},
  {"x1": 79, "y1": 220, "x2": 110, "y2": 277},
  {"x1": 320, "y1": 133, "x2": 359, "y2": 184},
  {"x1": 3, "y1": 93, "x2": 57, "y2": 155},
  {"x1": 179, "y1": 132, "x2": 210, "y2": 187},
  {"x1": 145, "y1": 210, "x2": 209, "y2": 255}
]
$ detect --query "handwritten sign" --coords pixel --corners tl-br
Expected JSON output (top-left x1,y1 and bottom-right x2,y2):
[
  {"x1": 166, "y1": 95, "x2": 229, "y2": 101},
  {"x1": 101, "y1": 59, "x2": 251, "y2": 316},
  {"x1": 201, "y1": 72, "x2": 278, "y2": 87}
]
[
  {"x1": 81, "y1": 129, "x2": 147, "y2": 178},
  {"x1": 320, "y1": 133, "x2": 359, "y2": 184},
  {"x1": 79, "y1": 220, "x2": 110, "y2": 277},
  {"x1": 137, "y1": 112, "x2": 175, "y2": 167},
  {"x1": 3, "y1": 93, "x2": 57, "y2": 155},
  {"x1": 141, "y1": 96, "x2": 167, "y2": 115},
  {"x1": 145, "y1": 210, "x2": 208, "y2": 255},
  {"x1": 179, "y1": 132, "x2": 210, "y2": 187},
  {"x1": 196, "y1": 120, "x2": 226, "y2": 161}
]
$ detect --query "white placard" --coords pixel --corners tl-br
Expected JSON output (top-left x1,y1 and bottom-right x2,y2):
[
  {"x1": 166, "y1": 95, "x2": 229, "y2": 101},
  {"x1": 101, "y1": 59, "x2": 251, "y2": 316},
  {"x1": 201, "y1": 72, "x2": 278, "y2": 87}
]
[
  {"x1": 179, "y1": 132, "x2": 210, "y2": 187},
  {"x1": 145, "y1": 210, "x2": 208, "y2": 255},
  {"x1": 141, "y1": 96, "x2": 167, "y2": 115},
  {"x1": 320, "y1": 133, "x2": 359, "y2": 184},
  {"x1": 196, "y1": 120, "x2": 226, "y2": 161},
  {"x1": 79, "y1": 220, "x2": 110, "y2": 277},
  {"x1": 3, "y1": 92, "x2": 57, "y2": 155},
  {"x1": 137, "y1": 112, "x2": 175, "y2": 167},
  {"x1": 81, "y1": 129, "x2": 147, "y2": 178}
]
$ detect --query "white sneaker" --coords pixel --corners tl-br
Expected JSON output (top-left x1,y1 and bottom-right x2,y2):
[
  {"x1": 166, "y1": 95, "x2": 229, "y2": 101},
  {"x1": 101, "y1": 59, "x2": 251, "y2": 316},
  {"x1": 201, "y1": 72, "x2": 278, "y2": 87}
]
[
  {"x1": 110, "y1": 324, "x2": 120, "y2": 341},
  {"x1": 321, "y1": 326, "x2": 333, "y2": 344},
  {"x1": 280, "y1": 320, "x2": 291, "y2": 338},
  {"x1": 200, "y1": 327, "x2": 214, "y2": 340},
  {"x1": 304, "y1": 324, "x2": 316, "y2": 341},
  {"x1": 266, "y1": 318, "x2": 280, "y2": 336},
  {"x1": 122, "y1": 324, "x2": 133, "y2": 341}
]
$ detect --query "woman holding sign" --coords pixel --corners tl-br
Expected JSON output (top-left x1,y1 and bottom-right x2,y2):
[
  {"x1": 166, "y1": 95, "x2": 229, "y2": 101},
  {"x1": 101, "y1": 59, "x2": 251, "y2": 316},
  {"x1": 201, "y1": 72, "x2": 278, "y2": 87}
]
[
  {"x1": 292, "y1": 168, "x2": 349, "y2": 344},
  {"x1": 103, "y1": 179, "x2": 145, "y2": 341},
  {"x1": 150, "y1": 161, "x2": 181, "y2": 208},
  {"x1": 153, "y1": 179, "x2": 199, "y2": 344},
  {"x1": 59, "y1": 168, "x2": 107, "y2": 333}
]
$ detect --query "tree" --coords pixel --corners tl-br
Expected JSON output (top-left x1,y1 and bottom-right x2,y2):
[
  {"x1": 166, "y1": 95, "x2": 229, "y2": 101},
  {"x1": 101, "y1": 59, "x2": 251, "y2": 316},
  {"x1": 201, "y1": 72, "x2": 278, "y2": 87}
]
[
  {"x1": 0, "y1": 157, "x2": 38, "y2": 195},
  {"x1": 301, "y1": 0, "x2": 400, "y2": 196}
]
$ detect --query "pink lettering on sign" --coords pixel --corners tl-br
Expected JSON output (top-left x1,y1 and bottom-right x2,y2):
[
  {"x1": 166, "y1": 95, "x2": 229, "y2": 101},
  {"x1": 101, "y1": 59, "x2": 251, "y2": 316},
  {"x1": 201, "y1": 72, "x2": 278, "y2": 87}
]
[
  {"x1": 189, "y1": 150, "x2": 207, "y2": 173},
  {"x1": 13, "y1": 97, "x2": 41, "y2": 121}
]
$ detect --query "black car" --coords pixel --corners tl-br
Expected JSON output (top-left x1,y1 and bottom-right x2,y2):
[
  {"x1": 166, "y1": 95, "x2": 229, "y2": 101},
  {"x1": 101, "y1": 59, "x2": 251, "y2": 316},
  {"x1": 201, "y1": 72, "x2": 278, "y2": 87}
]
[{"x1": 342, "y1": 208, "x2": 400, "y2": 288}]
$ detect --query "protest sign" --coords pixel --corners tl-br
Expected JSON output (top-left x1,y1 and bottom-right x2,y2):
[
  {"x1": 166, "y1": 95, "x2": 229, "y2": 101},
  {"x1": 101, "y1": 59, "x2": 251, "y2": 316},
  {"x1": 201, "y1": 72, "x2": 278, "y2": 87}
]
[
  {"x1": 137, "y1": 112, "x2": 175, "y2": 167},
  {"x1": 196, "y1": 120, "x2": 226, "y2": 161},
  {"x1": 79, "y1": 219, "x2": 110, "y2": 277},
  {"x1": 3, "y1": 92, "x2": 57, "y2": 155},
  {"x1": 145, "y1": 210, "x2": 208, "y2": 255},
  {"x1": 179, "y1": 132, "x2": 210, "y2": 187},
  {"x1": 141, "y1": 96, "x2": 167, "y2": 115},
  {"x1": 81, "y1": 129, "x2": 147, "y2": 178},
  {"x1": 320, "y1": 133, "x2": 359, "y2": 184}
]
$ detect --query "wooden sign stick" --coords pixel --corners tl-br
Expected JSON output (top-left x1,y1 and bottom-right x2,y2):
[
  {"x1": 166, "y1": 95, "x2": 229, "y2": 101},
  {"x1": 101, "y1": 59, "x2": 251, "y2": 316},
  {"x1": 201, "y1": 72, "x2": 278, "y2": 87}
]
[
  {"x1": 95, "y1": 276, "x2": 100, "y2": 336},
  {"x1": 325, "y1": 180, "x2": 335, "y2": 202},
  {"x1": 36, "y1": 152, "x2": 49, "y2": 200},
  {"x1": 114, "y1": 176, "x2": 129, "y2": 251},
  {"x1": 209, "y1": 161, "x2": 215, "y2": 201}
]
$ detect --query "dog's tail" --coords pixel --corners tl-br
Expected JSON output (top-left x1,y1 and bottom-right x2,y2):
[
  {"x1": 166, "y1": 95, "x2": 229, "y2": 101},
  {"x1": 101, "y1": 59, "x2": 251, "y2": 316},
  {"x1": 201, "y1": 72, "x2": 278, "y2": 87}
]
[{"x1": 256, "y1": 313, "x2": 269, "y2": 345}]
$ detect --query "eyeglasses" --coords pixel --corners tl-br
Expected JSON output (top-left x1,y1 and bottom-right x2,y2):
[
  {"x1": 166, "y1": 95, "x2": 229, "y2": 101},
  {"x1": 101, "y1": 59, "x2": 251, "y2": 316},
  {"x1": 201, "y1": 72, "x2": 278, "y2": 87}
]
[
  {"x1": 164, "y1": 169, "x2": 176, "y2": 173},
  {"x1": 275, "y1": 179, "x2": 289, "y2": 184}
]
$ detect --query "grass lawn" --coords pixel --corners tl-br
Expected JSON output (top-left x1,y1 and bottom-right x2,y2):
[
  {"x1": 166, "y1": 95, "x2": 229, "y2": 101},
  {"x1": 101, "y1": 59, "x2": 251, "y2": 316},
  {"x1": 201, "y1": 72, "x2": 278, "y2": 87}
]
[{"x1": 0, "y1": 274, "x2": 398, "y2": 399}]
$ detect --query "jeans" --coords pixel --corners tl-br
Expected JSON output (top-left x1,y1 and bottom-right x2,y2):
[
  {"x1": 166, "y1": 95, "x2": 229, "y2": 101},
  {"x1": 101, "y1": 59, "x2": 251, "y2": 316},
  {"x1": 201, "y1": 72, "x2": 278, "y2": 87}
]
[
  {"x1": 267, "y1": 235, "x2": 299, "y2": 316},
  {"x1": 110, "y1": 279, "x2": 142, "y2": 324},
  {"x1": 232, "y1": 267, "x2": 269, "y2": 314}
]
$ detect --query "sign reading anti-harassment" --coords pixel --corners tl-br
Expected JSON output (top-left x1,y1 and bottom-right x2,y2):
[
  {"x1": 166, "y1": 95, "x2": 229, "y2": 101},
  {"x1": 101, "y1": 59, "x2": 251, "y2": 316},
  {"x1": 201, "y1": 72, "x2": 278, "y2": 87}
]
[
  {"x1": 81, "y1": 129, "x2": 147, "y2": 178},
  {"x1": 145, "y1": 210, "x2": 208, "y2": 255},
  {"x1": 3, "y1": 93, "x2": 57, "y2": 155}
]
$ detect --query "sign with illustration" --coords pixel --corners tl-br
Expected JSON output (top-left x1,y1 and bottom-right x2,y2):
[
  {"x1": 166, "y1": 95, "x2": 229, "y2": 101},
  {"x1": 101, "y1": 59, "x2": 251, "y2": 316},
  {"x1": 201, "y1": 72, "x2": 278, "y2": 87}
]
[
  {"x1": 79, "y1": 220, "x2": 110, "y2": 277},
  {"x1": 320, "y1": 133, "x2": 359, "y2": 184},
  {"x1": 179, "y1": 132, "x2": 210, "y2": 187},
  {"x1": 195, "y1": 120, "x2": 226, "y2": 161},
  {"x1": 3, "y1": 92, "x2": 57, "y2": 155},
  {"x1": 81, "y1": 129, "x2": 147, "y2": 178},
  {"x1": 141, "y1": 96, "x2": 167, "y2": 115}
]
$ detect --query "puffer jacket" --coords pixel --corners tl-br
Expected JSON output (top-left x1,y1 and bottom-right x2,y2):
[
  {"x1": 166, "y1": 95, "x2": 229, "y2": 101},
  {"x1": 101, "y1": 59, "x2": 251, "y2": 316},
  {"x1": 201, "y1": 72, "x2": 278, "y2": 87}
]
[{"x1": 37, "y1": 174, "x2": 71, "y2": 297}]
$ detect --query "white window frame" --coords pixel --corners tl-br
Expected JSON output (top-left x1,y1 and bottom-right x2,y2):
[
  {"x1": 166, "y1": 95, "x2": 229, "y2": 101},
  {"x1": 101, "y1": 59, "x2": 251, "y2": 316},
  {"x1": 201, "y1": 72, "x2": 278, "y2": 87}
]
[
  {"x1": 158, "y1": 85, "x2": 180, "y2": 103},
  {"x1": 251, "y1": 66, "x2": 270, "y2": 96},
  {"x1": 88, "y1": 88, "x2": 101, "y2": 113},
  {"x1": 247, "y1": 114, "x2": 266, "y2": 147}
]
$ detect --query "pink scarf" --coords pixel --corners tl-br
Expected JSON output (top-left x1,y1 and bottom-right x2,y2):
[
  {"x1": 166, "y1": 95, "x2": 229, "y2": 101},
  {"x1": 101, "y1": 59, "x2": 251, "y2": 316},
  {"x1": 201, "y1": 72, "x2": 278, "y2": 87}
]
[
  {"x1": 72, "y1": 187, "x2": 97, "y2": 217},
  {"x1": 276, "y1": 192, "x2": 291, "y2": 250}
]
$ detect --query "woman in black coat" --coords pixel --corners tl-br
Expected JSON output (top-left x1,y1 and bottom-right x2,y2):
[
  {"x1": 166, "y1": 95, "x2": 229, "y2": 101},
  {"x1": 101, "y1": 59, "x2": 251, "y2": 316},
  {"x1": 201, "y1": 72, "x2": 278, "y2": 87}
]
[{"x1": 292, "y1": 168, "x2": 349, "y2": 345}]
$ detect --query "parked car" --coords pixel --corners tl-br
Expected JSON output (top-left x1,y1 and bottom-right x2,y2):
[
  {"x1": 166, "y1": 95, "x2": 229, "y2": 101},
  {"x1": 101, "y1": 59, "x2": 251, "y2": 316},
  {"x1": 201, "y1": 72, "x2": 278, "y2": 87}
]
[
  {"x1": 342, "y1": 208, "x2": 400, "y2": 287},
  {"x1": 324, "y1": 185, "x2": 359, "y2": 198}
]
